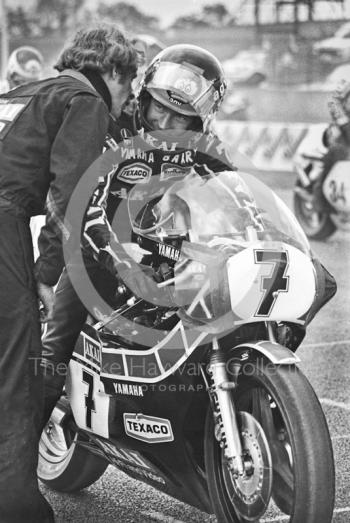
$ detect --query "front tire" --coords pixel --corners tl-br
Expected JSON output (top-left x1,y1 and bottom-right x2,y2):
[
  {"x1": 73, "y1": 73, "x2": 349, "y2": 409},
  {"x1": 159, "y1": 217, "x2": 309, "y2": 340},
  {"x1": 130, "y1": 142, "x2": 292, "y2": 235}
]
[
  {"x1": 204, "y1": 358, "x2": 335, "y2": 523},
  {"x1": 293, "y1": 190, "x2": 336, "y2": 240},
  {"x1": 38, "y1": 400, "x2": 108, "y2": 492}
]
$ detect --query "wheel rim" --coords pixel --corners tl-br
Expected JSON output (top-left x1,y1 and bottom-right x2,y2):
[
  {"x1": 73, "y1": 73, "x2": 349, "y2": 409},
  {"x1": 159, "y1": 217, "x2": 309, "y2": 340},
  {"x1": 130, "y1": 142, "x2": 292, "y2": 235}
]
[
  {"x1": 220, "y1": 411, "x2": 273, "y2": 521},
  {"x1": 38, "y1": 407, "x2": 77, "y2": 480}
]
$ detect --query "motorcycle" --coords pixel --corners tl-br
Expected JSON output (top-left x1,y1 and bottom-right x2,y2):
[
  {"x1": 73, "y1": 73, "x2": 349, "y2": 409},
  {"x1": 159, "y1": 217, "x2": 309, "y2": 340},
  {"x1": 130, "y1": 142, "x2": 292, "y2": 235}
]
[
  {"x1": 294, "y1": 123, "x2": 350, "y2": 239},
  {"x1": 38, "y1": 169, "x2": 336, "y2": 523}
]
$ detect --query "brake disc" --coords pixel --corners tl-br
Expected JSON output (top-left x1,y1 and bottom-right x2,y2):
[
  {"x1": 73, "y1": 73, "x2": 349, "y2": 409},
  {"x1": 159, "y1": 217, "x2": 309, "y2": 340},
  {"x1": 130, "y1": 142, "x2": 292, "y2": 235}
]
[{"x1": 222, "y1": 411, "x2": 273, "y2": 521}]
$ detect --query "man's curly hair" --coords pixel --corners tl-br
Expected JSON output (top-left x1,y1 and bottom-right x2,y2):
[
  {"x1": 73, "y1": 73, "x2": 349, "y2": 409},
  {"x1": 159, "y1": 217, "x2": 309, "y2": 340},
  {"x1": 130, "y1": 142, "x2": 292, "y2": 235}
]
[{"x1": 55, "y1": 23, "x2": 137, "y2": 79}]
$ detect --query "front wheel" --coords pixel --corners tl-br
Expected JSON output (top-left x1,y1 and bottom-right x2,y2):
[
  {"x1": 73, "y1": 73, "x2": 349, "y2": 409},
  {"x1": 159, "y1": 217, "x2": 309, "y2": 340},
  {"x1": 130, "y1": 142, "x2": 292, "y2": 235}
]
[
  {"x1": 38, "y1": 399, "x2": 108, "y2": 492},
  {"x1": 293, "y1": 190, "x2": 336, "y2": 240},
  {"x1": 204, "y1": 358, "x2": 335, "y2": 523}
]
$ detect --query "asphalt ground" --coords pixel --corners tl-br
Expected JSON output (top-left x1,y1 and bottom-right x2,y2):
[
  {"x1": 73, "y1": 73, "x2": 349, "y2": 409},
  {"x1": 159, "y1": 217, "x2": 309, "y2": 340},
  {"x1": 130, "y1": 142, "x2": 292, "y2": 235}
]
[{"x1": 40, "y1": 171, "x2": 350, "y2": 523}]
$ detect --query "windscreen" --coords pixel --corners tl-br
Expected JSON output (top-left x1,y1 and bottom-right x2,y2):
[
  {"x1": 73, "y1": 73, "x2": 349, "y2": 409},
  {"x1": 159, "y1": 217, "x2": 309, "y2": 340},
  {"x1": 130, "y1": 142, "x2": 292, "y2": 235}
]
[{"x1": 129, "y1": 169, "x2": 311, "y2": 256}]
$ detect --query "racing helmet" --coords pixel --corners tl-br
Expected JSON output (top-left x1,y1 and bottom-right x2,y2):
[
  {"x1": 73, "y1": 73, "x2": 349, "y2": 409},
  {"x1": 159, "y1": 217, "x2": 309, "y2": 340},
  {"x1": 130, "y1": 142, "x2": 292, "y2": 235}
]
[
  {"x1": 6, "y1": 46, "x2": 44, "y2": 87},
  {"x1": 138, "y1": 44, "x2": 227, "y2": 133}
]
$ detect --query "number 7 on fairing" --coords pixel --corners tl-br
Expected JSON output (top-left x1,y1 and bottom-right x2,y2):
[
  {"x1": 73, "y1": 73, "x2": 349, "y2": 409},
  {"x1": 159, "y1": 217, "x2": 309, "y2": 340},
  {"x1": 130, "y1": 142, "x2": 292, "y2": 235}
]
[{"x1": 254, "y1": 249, "x2": 289, "y2": 317}]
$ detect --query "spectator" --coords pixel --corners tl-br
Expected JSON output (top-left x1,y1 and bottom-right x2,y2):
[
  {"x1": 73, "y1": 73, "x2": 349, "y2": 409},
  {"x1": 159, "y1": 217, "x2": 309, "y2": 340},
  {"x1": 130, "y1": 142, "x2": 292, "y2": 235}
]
[
  {"x1": 131, "y1": 36, "x2": 147, "y2": 82},
  {"x1": 119, "y1": 36, "x2": 148, "y2": 126},
  {"x1": 1, "y1": 45, "x2": 44, "y2": 92},
  {"x1": 136, "y1": 34, "x2": 165, "y2": 64}
]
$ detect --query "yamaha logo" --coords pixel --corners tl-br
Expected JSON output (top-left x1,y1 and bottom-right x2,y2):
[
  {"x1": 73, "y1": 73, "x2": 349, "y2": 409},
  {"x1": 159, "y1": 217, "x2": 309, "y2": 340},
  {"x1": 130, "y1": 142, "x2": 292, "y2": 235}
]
[
  {"x1": 124, "y1": 413, "x2": 174, "y2": 443},
  {"x1": 157, "y1": 242, "x2": 181, "y2": 261},
  {"x1": 113, "y1": 383, "x2": 144, "y2": 396}
]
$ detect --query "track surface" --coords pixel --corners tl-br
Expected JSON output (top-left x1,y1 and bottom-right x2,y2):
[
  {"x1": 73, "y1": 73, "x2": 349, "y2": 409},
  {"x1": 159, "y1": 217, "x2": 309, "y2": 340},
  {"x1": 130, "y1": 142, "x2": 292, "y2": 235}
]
[{"x1": 40, "y1": 172, "x2": 349, "y2": 522}]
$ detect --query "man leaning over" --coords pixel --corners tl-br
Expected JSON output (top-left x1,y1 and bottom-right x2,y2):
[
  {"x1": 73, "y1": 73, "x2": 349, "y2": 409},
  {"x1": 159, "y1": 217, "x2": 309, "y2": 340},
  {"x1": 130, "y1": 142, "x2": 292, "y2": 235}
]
[{"x1": 0, "y1": 23, "x2": 137, "y2": 522}]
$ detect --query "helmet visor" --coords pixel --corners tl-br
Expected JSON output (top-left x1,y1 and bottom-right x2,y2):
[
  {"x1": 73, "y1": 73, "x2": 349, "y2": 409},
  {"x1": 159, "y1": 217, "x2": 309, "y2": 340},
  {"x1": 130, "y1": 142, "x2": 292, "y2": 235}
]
[{"x1": 146, "y1": 61, "x2": 218, "y2": 118}]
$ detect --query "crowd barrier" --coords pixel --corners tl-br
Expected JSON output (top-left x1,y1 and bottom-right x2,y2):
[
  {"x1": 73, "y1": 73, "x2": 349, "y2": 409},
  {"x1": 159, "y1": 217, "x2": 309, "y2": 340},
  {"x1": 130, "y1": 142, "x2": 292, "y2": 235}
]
[{"x1": 215, "y1": 120, "x2": 328, "y2": 173}]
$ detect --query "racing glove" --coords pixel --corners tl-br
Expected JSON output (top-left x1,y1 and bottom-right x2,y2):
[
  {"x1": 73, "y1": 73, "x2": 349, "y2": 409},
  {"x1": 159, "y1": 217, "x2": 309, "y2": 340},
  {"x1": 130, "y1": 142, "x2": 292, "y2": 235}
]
[
  {"x1": 117, "y1": 262, "x2": 175, "y2": 308},
  {"x1": 97, "y1": 243, "x2": 175, "y2": 307}
]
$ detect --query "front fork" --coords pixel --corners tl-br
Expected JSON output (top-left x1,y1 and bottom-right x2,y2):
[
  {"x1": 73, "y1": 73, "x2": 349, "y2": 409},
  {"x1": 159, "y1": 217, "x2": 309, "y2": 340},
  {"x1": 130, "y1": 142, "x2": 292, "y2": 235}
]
[{"x1": 207, "y1": 338, "x2": 245, "y2": 477}]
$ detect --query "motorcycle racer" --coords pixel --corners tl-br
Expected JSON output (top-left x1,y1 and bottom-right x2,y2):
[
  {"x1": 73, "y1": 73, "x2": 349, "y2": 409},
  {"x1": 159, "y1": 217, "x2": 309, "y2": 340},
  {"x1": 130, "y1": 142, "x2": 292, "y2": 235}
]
[
  {"x1": 41, "y1": 43, "x2": 235, "y2": 424},
  {"x1": 41, "y1": 43, "x2": 336, "y2": 432}
]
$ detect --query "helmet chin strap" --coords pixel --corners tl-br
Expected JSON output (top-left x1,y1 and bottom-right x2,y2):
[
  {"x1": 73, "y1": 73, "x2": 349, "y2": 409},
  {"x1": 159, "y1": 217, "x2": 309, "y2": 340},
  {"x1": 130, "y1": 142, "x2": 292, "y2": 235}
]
[{"x1": 137, "y1": 91, "x2": 155, "y2": 132}]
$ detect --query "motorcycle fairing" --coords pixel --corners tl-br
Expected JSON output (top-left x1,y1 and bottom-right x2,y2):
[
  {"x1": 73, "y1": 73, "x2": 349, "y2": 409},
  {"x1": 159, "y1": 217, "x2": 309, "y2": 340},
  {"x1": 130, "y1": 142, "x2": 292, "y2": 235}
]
[
  {"x1": 66, "y1": 325, "x2": 108, "y2": 437},
  {"x1": 101, "y1": 319, "x2": 208, "y2": 383},
  {"x1": 68, "y1": 318, "x2": 209, "y2": 437},
  {"x1": 68, "y1": 358, "x2": 110, "y2": 438},
  {"x1": 83, "y1": 439, "x2": 167, "y2": 487},
  {"x1": 226, "y1": 241, "x2": 316, "y2": 324},
  {"x1": 68, "y1": 343, "x2": 215, "y2": 513},
  {"x1": 69, "y1": 166, "x2": 319, "y2": 387}
]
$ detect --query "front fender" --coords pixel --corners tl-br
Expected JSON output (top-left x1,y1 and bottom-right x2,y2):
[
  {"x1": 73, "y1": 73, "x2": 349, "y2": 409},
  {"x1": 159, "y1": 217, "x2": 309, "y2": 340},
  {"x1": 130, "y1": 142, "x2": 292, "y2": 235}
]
[{"x1": 233, "y1": 340, "x2": 300, "y2": 365}]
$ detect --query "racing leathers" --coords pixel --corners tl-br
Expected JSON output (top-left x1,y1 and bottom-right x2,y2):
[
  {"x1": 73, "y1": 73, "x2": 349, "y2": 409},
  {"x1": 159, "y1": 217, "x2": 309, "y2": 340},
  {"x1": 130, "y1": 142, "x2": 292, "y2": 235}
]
[
  {"x1": 41, "y1": 128, "x2": 237, "y2": 422},
  {"x1": 0, "y1": 69, "x2": 114, "y2": 522},
  {"x1": 83, "y1": 130, "x2": 235, "y2": 276}
]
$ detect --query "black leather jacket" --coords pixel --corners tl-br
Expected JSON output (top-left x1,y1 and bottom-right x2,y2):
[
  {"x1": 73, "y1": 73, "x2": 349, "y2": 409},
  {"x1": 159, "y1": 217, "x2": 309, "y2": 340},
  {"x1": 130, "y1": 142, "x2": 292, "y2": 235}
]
[{"x1": 0, "y1": 70, "x2": 111, "y2": 285}]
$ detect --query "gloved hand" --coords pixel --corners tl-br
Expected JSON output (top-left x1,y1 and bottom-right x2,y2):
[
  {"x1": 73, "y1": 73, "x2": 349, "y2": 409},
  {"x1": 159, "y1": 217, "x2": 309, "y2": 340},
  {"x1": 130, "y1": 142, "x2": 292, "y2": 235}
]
[
  {"x1": 98, "y1": 244, "x2": 175, "y2": 307},
  {"x1": 117, "y1": 262, "x2": 175, "y2": 308},
  {"x1": 36, "y1": 281, "x2": 55, "y2": 322}
]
